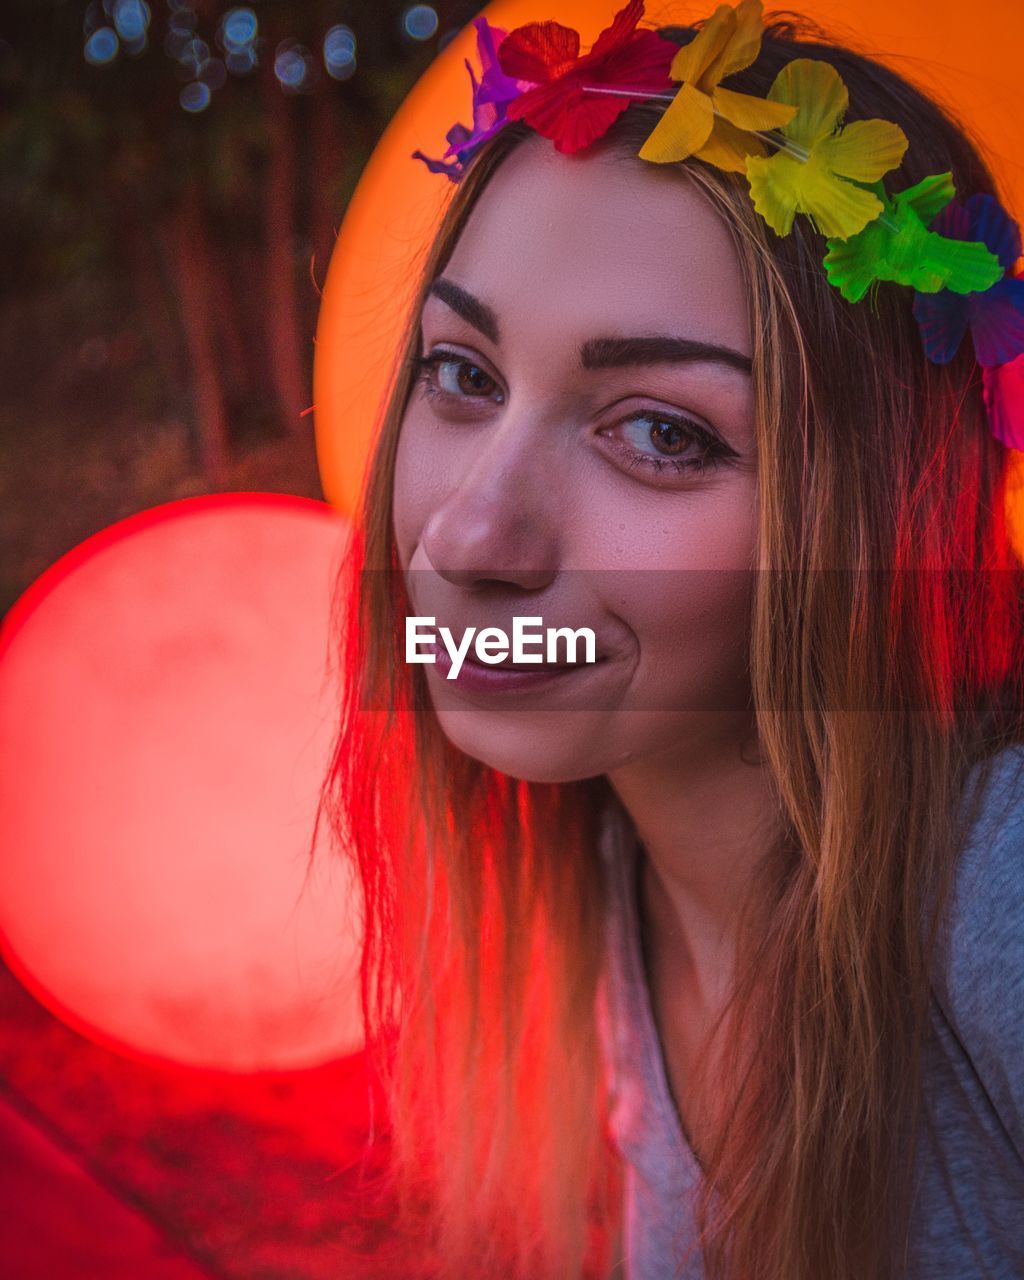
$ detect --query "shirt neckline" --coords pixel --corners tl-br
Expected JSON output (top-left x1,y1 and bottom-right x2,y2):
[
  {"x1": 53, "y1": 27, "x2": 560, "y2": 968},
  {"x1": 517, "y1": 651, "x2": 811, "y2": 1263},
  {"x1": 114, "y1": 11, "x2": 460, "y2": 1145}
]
[{"x1": 610, "y1": 808, "x2": 703, "y2": 1183}]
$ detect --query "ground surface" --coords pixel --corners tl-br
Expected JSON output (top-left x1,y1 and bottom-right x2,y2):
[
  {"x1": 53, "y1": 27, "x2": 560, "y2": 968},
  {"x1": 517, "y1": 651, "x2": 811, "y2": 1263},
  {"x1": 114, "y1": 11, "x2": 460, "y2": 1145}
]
[{"x1": 0, "y1": 958, "x2": 407, "y2": 1279}]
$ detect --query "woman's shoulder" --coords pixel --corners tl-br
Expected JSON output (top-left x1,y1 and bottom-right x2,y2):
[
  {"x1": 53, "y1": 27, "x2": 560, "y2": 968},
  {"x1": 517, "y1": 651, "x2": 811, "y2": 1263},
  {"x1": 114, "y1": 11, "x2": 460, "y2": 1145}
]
[
  {"x1": 931, "y1": 742, "x2": 1024, "y2": 1144},
  {"x1": 939, "y1": 742, "x2": 1024, "y2": 980}
]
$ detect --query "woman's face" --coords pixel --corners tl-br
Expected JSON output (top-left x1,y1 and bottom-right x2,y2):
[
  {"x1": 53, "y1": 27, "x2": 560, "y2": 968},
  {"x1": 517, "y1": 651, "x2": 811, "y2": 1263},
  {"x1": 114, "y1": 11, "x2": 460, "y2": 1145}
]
[{"x1": 393, "y1": 136, "x2": 759, "y2": 783}]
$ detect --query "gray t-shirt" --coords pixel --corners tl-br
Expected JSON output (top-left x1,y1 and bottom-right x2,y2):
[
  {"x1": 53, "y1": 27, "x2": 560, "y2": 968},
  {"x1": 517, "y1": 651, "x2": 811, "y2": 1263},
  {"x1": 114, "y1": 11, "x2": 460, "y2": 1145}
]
[{"x1": 596, "y1": 744, "x2": 1024, "y2": 1279}]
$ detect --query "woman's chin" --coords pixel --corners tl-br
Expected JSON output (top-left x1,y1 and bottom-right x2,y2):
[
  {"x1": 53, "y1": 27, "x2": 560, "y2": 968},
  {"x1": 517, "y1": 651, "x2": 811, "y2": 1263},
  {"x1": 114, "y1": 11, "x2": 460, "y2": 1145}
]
[{"x1": 433, "y1": 706, "x2": 615, "y2": 784}]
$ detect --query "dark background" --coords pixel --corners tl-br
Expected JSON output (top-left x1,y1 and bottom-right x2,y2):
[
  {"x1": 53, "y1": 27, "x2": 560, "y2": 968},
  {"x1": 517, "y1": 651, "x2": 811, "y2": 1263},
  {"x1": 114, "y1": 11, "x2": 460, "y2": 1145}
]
[
  {"x1": 1, "y1": 0, "x2": 483, "y2": 620},
  {"x1": 0, "y1": 6, "x2": 483, "y2": 1277}
]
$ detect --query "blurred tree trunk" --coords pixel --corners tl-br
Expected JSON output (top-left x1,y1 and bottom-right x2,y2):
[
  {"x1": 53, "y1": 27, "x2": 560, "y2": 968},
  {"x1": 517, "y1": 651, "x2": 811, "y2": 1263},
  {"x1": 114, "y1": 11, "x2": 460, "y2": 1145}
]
[
  {"x1": 310, "y1": 86, "x2": 346, "y2": 301},
  {"x1": 124, "y1": 220, "x2": 187, "y2": 410},
  {"x1": 210, "y1": 241, "x2": 252, "y2": 411},
  {"x1": 261, "y1": 71, "x2": 309, "y2": 434},
  {"x1": 159, "y1": 182, "x2": 230, "y2": 482}
]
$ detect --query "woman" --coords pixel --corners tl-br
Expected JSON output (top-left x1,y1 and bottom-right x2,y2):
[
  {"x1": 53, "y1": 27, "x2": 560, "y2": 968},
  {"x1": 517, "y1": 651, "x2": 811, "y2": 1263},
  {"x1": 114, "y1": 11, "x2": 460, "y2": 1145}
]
[{"x1": 315, "y1": 4, "x2": 1024, "y2": 1277}]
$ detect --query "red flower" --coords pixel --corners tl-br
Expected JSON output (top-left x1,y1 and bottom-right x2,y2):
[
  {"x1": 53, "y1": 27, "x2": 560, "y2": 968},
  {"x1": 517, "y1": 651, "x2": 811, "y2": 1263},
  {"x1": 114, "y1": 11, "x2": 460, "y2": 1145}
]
[{"x1": 497, "y1": 0, "x2": 676, "y2": 155}]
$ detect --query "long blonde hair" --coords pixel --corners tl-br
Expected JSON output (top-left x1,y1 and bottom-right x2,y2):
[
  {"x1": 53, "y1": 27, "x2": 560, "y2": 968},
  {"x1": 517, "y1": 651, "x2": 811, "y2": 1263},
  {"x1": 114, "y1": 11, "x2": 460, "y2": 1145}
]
[{"x1": 313, "y1": 14, "x2": 1024, "y2": 1279}]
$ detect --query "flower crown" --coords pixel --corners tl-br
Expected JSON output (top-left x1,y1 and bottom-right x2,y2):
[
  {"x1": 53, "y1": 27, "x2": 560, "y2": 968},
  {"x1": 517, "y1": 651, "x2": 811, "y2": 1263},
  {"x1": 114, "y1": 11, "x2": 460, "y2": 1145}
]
[{"x1": 412, "y1": 0, "x2": 1024, "y2": 451}]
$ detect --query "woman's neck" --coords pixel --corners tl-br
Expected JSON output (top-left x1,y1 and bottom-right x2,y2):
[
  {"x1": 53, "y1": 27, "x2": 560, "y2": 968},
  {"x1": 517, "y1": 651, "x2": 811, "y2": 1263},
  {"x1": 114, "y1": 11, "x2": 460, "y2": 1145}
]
[{"x1": 606, "y1": 721, "x2": 783, "y2": 992}]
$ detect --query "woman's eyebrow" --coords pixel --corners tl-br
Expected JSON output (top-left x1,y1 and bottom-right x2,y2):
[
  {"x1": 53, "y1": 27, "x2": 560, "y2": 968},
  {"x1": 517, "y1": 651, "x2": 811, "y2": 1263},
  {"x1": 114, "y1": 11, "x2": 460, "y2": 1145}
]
[
  {"x1": 425, "y1": 278, "x2": 753, "y2": 376},
  {"x1": 580, "y1": 335, "x2": 752, "y2": 376},
  {"x1": 426, "y1": 278, "x2": 501, "y2": 345}
]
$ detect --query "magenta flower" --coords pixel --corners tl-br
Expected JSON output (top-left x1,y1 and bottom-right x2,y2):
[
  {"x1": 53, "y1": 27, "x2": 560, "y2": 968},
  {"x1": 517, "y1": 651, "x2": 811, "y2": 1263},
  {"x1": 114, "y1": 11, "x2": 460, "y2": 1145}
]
[{"x1": 983, "y1": 353, "x2": 1024, "y2": 450}]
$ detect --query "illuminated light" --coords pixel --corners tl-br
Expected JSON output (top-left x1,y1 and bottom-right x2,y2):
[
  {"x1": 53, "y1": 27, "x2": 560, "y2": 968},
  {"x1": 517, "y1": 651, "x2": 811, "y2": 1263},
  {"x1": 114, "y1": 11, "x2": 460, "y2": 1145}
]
[
  {"x1": 274, "y1": 45, "x2": 309, "y2": 90},
  {"x1": 403, "y1": 4, "x2": 439, "y2": 40},
  {"x1": 113, "y1": 0, "x2": 149, "y2": 41},
  {"x1": 180, "y1": 80, "x2": 211, "y2": 112},
  {"x1": 323, "y1": 23, "x2": 356, "y2": 79},
  {"x1": 0, "y1": 495, "x2": 361, "y2": 1071},
  {"x1": 222, "y1": 7, "x2": 257, "y2": 50},
  {"x1": 226, "y1": 47, "x2": 257, "y2": 75},
  {"x1": 84, "y1": 26, "x2": 119, "y2": 65},
  {"x1": 199, "y1": 56, "x2": 227, "y2": 90},
  {"x1": 179, "y1": 36, "x2": 210, "y2": 72}
]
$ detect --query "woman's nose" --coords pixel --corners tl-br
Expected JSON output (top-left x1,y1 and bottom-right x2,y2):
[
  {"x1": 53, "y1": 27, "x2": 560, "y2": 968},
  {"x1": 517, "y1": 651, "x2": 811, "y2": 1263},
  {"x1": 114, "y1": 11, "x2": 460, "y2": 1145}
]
[{"x1": 420, "y1": 421, "x2": 562, "y2": 591}]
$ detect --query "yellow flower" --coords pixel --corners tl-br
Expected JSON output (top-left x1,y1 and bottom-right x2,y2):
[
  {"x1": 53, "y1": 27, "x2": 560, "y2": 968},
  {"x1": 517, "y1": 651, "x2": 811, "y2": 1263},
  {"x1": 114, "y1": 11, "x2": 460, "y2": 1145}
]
[
  {"x1": 745, "y1": 59, "x2": 908, "y2": 239},
  {"x1": 638, "y1": 0, "x2": 798, "y2": 172}
]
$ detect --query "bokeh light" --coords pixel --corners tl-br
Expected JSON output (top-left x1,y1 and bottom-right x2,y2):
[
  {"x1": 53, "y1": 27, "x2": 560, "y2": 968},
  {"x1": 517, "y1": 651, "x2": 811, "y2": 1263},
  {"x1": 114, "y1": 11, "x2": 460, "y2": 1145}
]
[
  {"x1": 112, "y1": 0, "x2": 150, "y2": 42},
  {"x1": 0, "y1": 495, "x2": 361, "y2": 1071},
  {"x1": 221, "y1": 6, "x2": 258, "y2": 51},
  {"x1": 178, "y1": 36, "x2": 210, "y2": 75},
  {"x1": 83, "y1": 26, "x2": 119, "y2": 66},
  {"x1": 403, "y1": 4, "x2": 439, "y2": 41},
  {"x1": 274, "y1": 41, "x2": 311, "y2": 92},
  {"x1": 179, "y1": 80, "x2": 211, "y2": 113},
  {"x1": 323, "y1": 24, "x2": 357, "y2": 80}
]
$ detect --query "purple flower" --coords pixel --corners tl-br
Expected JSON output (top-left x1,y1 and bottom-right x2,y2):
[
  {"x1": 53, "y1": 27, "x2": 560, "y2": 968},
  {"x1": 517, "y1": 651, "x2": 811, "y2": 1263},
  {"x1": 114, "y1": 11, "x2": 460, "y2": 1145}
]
[
  {"x1": 411, "y1": 17, "x2": 533, "y2": 183},
  {"x1": 913, "y1": 194, "x2": 1024, "y2": 367}
]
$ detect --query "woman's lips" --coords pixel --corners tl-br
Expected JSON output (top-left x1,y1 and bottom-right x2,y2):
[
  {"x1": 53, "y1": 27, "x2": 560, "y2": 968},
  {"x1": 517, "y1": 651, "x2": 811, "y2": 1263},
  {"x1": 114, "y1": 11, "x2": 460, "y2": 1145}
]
[{"x1": 426, "y1": 639, "x2": 607, "y2": 693}]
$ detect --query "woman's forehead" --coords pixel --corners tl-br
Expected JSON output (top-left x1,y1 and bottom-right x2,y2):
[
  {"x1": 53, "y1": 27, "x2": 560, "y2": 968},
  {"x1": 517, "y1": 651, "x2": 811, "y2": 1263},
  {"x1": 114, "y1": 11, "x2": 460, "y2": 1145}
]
[{"x1": 439, "y1": 139, "x2": 752, "y2": 357}]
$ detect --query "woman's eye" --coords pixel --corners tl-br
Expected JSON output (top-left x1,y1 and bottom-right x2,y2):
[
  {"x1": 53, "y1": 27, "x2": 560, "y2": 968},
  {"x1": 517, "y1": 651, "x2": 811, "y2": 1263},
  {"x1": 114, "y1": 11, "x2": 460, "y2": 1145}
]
[
  {"x1": 606, "y1": 411, "x2": 736, "y2": 478},
  {"x1": 415, "y1": 351, "x2": 504, "y2": 403}
]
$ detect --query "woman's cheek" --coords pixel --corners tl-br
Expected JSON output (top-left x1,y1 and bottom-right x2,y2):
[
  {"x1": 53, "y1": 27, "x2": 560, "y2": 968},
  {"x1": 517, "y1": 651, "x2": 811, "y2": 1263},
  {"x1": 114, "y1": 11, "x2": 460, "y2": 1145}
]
[{"x1": 392, "y1": 409, "x2": 441, "y2": 568}]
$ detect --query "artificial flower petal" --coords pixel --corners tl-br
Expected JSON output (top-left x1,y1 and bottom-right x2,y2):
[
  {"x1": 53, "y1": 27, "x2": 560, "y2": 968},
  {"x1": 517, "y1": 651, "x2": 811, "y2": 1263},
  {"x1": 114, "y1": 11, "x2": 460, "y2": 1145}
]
[
  {"x1": 815, "y1": 118, "x2": 908, "y2": 183},
  {"x1": 744, "y1": 58, "x2": 906, "y2": 239},
  {"x1": 971, "y1": 198, "x2": 1022, "y2": 272},
  {"x1": 498, "y1": 19, "x2": 580, "y2": 82},
  {"x1": 790, "y1": 151, "x2": 885, "y2": 239},
  {"x1": 712, "y1": 0, "x2": 766, "y2": 78},
  {"x1": 825, "y1": 177, "x2": 1003, "y2": 303},
  {"x1": 590, "y1": 0, "x2": 648, "y2": 60},
  {"x1": 695, "y1": 115, "x2": 769, "y2": 172},
  {"x1": 641, "y1": 0, "x2": 788, "y2": 167},
  {"x1": 745, "y1": 152, "x2": 803, "y2": 235},
  {"x1": 411, "y1": 18, "x2": 532, "y2": 182},
  {"x1": 912, "y1": 195, "x2": 1024, "y2": 365},
  {"x1": 513, "y1": 87, "x2": 631, "y2": 155},
  {"x1": 472, "y1": 17, "x2": 532, "y2": 109},
  {"x1": 638, "y1": 81, "x2": 715, "y2": 163},
  {"x1": 913, "y1": 286, "x2": 971, "y2": 361},
  {"x1": 668, "y1": 2, "x2": 741, "y2": 85},
  {"x1": 932, "y1": 193, "x2": 1022, "y2": 274},
  {"x1": 711, "y1": 85, "x2": 798, "y2": 133},
  {"x1": 768, "y1": 58, "x2": 848, "y2": 152},
  {"x1": 967, "y1": 276, "x2": 1024, "y2": 366},
  {"x1": 901, "y1": 172, "x2": 960, "y2": 226},
  {"x1": 983, "y1": 354, "x2": 1024, "y2": 450},
  {"x1": 500, "y1": 0, "x2": 676, "y2": 156}
]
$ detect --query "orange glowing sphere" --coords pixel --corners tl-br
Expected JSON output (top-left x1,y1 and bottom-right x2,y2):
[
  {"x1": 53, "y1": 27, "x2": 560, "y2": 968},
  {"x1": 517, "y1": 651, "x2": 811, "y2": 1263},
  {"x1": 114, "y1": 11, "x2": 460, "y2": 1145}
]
[
  {"x1": 313, "y1": 0, "x2": 1023, "y2": 557},
  {"x1": 0, "y1": 494, "x2": 361, "y2": 1072}
]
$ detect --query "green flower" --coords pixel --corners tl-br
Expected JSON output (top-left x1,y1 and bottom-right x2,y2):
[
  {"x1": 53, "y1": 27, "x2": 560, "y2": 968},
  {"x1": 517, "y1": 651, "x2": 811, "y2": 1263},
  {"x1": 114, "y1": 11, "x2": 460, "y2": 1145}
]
[{"x1": 823, "y1": 174, "x2": 1004, "y2": 303}]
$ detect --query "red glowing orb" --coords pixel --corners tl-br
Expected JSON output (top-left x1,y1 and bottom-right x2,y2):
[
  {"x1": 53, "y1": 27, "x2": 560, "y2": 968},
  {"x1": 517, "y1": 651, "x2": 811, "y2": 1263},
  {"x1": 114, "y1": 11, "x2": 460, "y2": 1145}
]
[{"x1": 0, "y1": 493, "x2": 361, "y2": 1072}]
